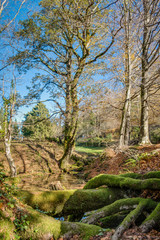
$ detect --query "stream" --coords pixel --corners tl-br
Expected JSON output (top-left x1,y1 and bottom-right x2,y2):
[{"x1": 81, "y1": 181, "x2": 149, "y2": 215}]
[{"x1": 18, "y1": 172, "x2": 86, "y2": 191}]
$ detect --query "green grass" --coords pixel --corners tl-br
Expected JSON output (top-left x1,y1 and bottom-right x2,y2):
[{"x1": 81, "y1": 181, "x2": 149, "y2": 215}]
[{"x1": 75, "y1": 146, "x2": 105, "y2": 155}]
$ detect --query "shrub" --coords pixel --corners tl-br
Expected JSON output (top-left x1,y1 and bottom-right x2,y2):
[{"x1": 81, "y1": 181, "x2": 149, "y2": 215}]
[{"x1": 150, "y1": 127, "x2": 160, "y2": 144}]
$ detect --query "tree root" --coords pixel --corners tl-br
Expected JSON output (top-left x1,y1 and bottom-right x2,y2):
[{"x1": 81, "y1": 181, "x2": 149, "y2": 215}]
[
  {"x1": 10, "y1": 171, "x2": 160, "y2": 240},
  {"x1": 17, "y1": 204, "x2": 102, "y2": 240},
  {"x1": 84, "y1": 173, "x2": 160, "y2": 190},
  {"x1": 140, "y1": 202, "x2": 160, "y2": 233},
  {"x1": 16, "y1": 188, "x2": 130, "y2": 216},
  {"x1": 111, "y1": 199, "x2": 150, "y2": 240},
  {"x1": 120, "y1": 171, "x2": 160, "y2": 179},
  {"x1": 82, "y1": 198, "x2": 156, "y2": 225}
]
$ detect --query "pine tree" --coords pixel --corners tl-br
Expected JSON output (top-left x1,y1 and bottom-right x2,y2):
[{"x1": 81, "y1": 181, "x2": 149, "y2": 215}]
[{"x1": 22, "y1": 102, "x2": 52, "y2": 141}]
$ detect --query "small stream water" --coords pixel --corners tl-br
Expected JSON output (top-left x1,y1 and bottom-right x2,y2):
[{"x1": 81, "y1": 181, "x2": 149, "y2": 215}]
[{"x1": 18, "y1": 172, "x2": 86, "y2": 191}]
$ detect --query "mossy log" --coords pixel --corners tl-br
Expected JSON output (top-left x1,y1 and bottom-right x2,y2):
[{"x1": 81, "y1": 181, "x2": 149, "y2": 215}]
[
  {"x1": 16, "y1": 188, "x2": 130, "y2": 216},
  {"x1": 14, "y1": 204, "x2": 102, "y2": 240},
  {"x1": 10, "y1": 171, "x2": 160, "y2": 239},
  {"x1": 84, "y1": 173, "x2": 160, "y2": 190},
  {"x1": 120, "y1": 171, "x2": 160, "y2": 179}
]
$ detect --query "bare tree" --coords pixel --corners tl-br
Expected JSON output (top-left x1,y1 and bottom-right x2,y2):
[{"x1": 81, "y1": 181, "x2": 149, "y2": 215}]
[
  {"x1": 119, "y1": 0, "x2": 132, "y2": 148},
  {"x1": 139, "y1": 0, "x2": 160, "y2": 144},
  {"x1": 0, "y1": 0, "x2": 26, "y2": 34}
]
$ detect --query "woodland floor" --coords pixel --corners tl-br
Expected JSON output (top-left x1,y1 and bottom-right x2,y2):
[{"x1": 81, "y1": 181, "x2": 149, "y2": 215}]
[{"x1": 1, "y1": 141, "x2": 160, "y2": 239}]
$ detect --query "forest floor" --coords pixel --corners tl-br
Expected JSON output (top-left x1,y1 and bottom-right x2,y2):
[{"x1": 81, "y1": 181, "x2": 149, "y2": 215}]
[
  {"x1": 1, "y1": 141, "x2": 160, "y2": 239},
  {"x1": 79, "y1": 143, "x2": 160, "y2": 240}
]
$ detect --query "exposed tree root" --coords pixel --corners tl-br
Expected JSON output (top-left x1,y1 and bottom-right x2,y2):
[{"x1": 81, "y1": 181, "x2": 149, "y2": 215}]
[
  {"x1": 17, "y1": 204, "x2": 102, "y2": 240},
  {"x1": 111, "y1": 199, "x2": 150, "y2": 240},
  {"x1": 82, "y1": 198, "x2": 156, "y2": 225},
  {"x1": 84, "y1": 173, "x2": 160, "y2": 190},
  {"x1": 3, "y1": 171, "x2": 159, "y2": 240},
  {"x1": 16, "y1": 188, "x2": 130, "y2": 216},
  {"x1": 140, "y1": 202, "x2": 160, "y2": 233},
  {"x1": 120, "y1": 171, "x2": 160, "y2": 179}
]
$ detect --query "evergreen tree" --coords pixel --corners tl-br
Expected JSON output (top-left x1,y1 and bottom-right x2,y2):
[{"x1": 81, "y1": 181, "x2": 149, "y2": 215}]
[
  {"x1": 22, "y1": 102, "x2": 52, "y2": 140},
  {"x1": 12, "y1": 120, "x2": 20, "y2": 140}
]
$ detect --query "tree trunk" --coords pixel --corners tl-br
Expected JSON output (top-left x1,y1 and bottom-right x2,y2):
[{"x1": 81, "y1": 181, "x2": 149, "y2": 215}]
[
  {"x1": 119, "y1": 0, "x2": 132, "y2": 148},
  {"x1": 4, "y1": 103, "x2": 17, "y2": 177},
  {"x1": 59, "y1": 80, "x2": 78, "y2": 171},
  {"x1": 59, "y1": 52, "x2": 83, "y2": 171},
  {"x1": 140, "y1": 0, "x2": 151, "y2": 145},
  {"x1": 16, "y1": 188, "x2": 128, "y2": 217},
  {"x1": 140, "y1": 73, "x2": 150, "y2": 144},
  {"x1": 4, "y1": 138, "x2": 17, "y2": 177}
]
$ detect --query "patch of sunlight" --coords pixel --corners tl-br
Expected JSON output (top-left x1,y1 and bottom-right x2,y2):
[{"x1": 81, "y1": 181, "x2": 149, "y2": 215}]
[{"x1": 75, "y1": 146, "x2": 105, "y2": 154}]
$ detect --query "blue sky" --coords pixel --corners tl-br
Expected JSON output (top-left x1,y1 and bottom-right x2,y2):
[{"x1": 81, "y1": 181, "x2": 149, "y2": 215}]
[
  {"x1": 0, "y1": 0, "x2": 122, "y2": 123},
  {"x1": 0, "y1": 0, "x2": 55, "y2": 122}
]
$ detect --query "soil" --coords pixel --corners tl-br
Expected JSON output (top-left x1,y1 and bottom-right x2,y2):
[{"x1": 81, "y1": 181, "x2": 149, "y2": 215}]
[
  {"x1": 1, "y1": 141, "x2": 160, "y2": 239},
  {"x1": 83, "y1": 144, "x2": 160, "y2": 179}
]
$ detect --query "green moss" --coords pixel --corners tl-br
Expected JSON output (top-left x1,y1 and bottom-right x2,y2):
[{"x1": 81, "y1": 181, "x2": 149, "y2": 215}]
[
  {"x1": 82, "y1": 198, "x2": 157, "y2": 225},
  {"x1": 143, "y1": 171, "x2": 160, "y2": 179},
  {"x1": 84, "y1": 173, "x2": 160, "y2": 190},
  {"x1": 20, "y1": 206, "x2": 61, "y2": 240},
  {"x1": 62, "y1": 188, "x2": 125, "y2": 216},
  {"x1": 16, "y1": 188, "x2": 125, "y2": 216},
  {"x1": 142, "y1": 202, "x2": 160, "y2": 225},
  {"x1": 99, "y1": 212, "x2": 128, "y2": 228},
  {"x1": 20, "y1": 201, "x2": 102, "y2": 240},
  {"x1": 16, "y1": 189, "x2": 76, "y2": 214},
  {"x1": 0, "y1": 218, "x2": 15, "y2": 240},
  {"x1": 120, "y1": 173, "x2": 142, "y2": 179},
  {"x1": 61, "y1": 222, "x2": 102, "y2": 240}
]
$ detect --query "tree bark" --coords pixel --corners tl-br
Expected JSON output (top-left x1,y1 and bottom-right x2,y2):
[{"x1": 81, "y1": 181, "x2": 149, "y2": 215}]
[
  {"x1": 140, "y1": 0, "x2": 151, "y2": 145},
  {"x1": 59, "y1": 50, "x2": 79, "y2": 171},
  {"x1": 119, "y1": 0, "x2": 132, "y2": 148},
  {"x1": 4, "y1": 102, "x2": 17, "y2": 177}
]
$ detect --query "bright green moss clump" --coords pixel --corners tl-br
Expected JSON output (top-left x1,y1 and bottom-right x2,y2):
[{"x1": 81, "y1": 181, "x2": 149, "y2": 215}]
[
  {"x1": 0, "y1": 218, "x2": 15, "y2": 240},
  {"x1": 84, "y1": 174, "x2": 160, "y2": 190},
  {"x1": 20, "y1": 206, "x2": 61, "y2": 240},
  {"x1": 61, "y1": 222, "x2": 102, "y2": 240}
]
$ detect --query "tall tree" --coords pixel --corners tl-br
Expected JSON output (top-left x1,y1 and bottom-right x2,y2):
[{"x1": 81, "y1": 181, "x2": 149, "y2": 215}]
[
  {"x1": 14, "y1": 0, "x2": 121, "y2": 170},
  {"x1": 3, "y1": 76, "x2": 17, "y2": 177},
  {"x1": 119, "y1": 0, "x2": 132, "y2": 148},
  {"x1": 139, "y1": 0, "x2": 160, "y2": 144},
  {"x1": 22, "y1": 102, "x2": 52, "y2": 140}
]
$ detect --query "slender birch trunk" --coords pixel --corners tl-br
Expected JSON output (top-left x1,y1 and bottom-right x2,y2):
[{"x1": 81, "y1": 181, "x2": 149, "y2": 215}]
[
  {"x1": 4, "y1": 102, "x2": 17, "y2": 177},
  {"x1": 3, "y1": 78, "x2": 17, "y2": 177}
]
